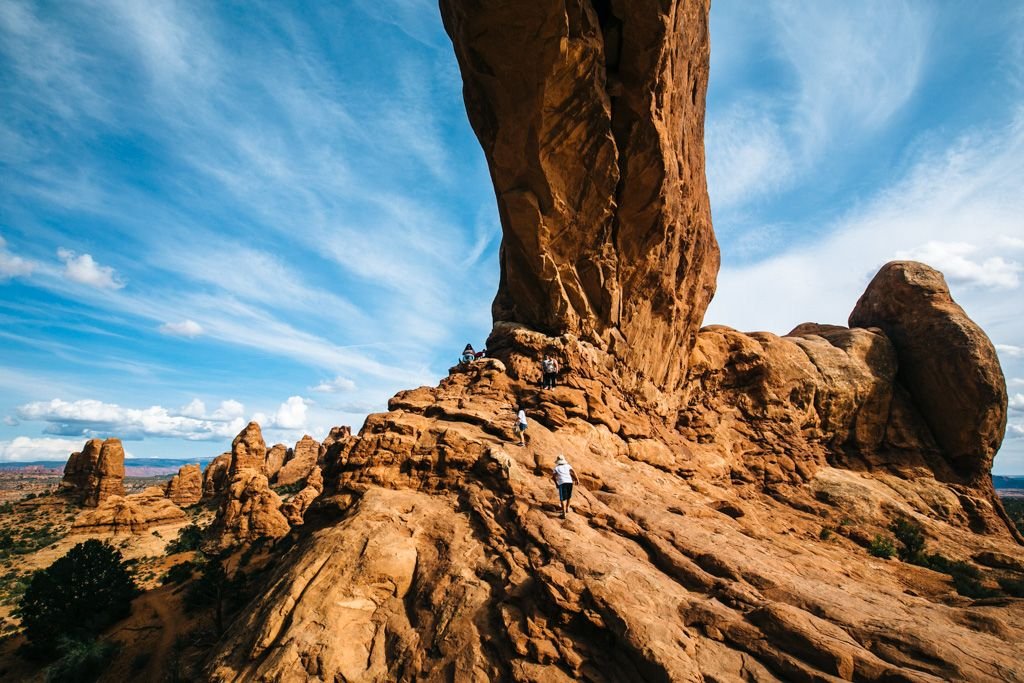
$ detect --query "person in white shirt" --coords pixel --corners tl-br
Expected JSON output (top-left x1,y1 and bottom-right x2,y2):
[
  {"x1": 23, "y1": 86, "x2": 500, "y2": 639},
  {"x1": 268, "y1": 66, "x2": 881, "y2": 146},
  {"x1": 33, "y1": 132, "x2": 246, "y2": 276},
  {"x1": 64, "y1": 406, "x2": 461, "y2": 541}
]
[
  {"x1": 552, "y1": 454, "x2": 580, "y2": 518},
  {"x1": 515, "y1": 407, "x2": 528, "y2": 446}
]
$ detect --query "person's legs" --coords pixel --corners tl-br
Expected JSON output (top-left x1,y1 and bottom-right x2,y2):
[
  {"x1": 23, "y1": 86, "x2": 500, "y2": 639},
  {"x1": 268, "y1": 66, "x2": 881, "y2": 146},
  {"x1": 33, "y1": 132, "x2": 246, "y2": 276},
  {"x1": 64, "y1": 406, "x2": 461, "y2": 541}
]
[{"x1": 558, "y1": 483, "x2": 573, "y2": 516}]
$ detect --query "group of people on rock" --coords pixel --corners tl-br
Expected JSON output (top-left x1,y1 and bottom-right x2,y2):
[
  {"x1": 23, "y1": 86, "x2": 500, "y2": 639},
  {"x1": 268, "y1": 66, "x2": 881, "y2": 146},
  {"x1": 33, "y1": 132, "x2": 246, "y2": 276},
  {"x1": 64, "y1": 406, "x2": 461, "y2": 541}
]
[
  {"x1": 459, "y1": 342, "x2": 578, "y2": 517},
  {"x1": 459, "y1": 342, "x2": 561, "y2": 390}
]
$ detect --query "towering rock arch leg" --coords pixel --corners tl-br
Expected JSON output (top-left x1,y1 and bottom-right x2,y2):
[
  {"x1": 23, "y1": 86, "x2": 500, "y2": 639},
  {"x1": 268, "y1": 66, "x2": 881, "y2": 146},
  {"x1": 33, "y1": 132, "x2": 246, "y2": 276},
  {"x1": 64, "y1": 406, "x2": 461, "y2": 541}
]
[{"x1": 440, "y1": 0, "x2": 720, "y2": 390}]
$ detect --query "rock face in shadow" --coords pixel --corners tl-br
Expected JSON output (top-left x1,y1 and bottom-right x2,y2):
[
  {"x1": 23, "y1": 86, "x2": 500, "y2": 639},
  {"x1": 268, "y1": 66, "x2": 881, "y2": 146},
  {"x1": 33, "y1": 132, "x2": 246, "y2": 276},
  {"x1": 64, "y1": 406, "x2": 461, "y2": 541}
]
[
  {"x1": 202, "y1": 452, "x2": 231, "y2": 500},
  {"x1": 60, "y1": 437, "x2": 126, "y2": 507},
  {"x1": 440, "y1": 0, "x2": 719, "y2": 391},
  {"x1": 849, "y1": 261, "x2": 1008, "y2": 482}
]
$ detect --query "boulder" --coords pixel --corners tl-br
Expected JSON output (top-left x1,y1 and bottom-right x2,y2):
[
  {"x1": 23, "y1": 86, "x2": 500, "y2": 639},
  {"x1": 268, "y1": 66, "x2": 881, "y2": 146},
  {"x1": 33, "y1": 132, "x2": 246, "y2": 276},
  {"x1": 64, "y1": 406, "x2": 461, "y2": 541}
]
[
  {"x1": 849, "y1": 261, "x2": 1008, "y2": 480},
  {"x1": 165, "y1": 463, "x2": 203, "y2": 507},
  {"x1": 440, "y1": 0, "x2": 719, "y2": 390}
]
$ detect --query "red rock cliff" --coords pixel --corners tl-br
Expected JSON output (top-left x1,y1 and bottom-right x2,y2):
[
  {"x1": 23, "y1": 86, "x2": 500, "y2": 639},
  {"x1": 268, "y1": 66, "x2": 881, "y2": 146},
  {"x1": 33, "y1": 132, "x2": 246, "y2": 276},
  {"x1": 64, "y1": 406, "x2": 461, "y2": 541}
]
[{"x1": 441, "y1": 0, "x2": 719, "y2": 391}]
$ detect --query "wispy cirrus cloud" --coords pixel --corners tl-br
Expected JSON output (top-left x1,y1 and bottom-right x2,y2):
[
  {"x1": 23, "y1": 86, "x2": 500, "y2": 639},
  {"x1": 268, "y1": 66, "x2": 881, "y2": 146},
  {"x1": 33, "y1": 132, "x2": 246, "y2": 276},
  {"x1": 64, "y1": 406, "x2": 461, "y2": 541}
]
[{"x1": 707, "y1": 0, "x2": 932, "y2": 214}]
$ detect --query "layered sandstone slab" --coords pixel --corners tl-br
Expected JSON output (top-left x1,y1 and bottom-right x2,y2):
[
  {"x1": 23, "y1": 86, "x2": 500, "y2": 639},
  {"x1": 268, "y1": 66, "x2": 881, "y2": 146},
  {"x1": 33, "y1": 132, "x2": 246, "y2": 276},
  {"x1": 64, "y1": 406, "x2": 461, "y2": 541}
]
[
  {"x1": 849, "y1": 261, "x2": 1008, "y2": 481},
  {"x1": 73, "y1": 486, "x2": 186, "y2": 534},
  {"x1": 440, "y1": 0, "x2": 719, "y2": 390}
]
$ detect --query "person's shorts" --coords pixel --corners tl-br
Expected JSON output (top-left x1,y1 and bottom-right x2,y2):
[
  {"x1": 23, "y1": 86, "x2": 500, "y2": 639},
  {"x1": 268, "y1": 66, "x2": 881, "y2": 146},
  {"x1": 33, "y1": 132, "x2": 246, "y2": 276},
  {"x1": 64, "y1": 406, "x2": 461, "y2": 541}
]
[
  {"x1": 516, "y1": 422, "x2": 527, "y2": 433},
  {"x1": 558, "y1": 482, "x2": 573, "y2": 501}
]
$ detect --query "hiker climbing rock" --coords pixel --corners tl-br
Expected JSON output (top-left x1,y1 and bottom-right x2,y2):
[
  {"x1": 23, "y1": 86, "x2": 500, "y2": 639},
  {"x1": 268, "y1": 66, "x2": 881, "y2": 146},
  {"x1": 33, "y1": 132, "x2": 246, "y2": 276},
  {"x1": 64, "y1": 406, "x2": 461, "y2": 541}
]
[
  {"x1": 515, "y1": 406, "x2": 528, "y2": 446},
  {"x1": 552, "y1": 454, "x2": 580, "y2": 518}
]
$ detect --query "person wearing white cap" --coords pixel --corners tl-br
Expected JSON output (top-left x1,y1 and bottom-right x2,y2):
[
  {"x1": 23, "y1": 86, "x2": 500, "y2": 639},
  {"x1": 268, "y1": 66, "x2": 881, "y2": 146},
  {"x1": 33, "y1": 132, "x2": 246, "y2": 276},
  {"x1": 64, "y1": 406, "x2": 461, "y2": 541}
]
[{"x1": 552, "y1": 454, "x2": 580, "y2": 518}]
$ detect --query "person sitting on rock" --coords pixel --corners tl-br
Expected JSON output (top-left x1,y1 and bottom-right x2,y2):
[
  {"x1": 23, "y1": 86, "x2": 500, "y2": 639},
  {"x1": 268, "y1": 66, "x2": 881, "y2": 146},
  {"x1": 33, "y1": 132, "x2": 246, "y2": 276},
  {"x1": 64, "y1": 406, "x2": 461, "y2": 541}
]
[
  {"x1": 552, "y1": 454, "x2": 580, "y2": 518},
  {"x1": 461, "y1": 343, "x2": 476, "y2": 364}
]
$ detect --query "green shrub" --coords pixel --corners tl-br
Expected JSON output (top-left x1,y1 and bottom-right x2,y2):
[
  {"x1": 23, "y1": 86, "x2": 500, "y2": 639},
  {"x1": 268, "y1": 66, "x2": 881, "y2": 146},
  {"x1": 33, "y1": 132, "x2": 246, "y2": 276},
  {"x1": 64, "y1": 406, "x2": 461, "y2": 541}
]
[
  {"x1": 890, "y1": 517, "x2": 926, "y2": 562},
  {"x1": 17, "y1": 540, "x2": 137, "y2": 655},
  {"x1": 44, "y1": 637, "x2": 119, "y2": 683},
  {"x1": 868, "y1": 535, "x2": 896, "y2": 559},
  {"x1": 166, "y1": 524, "x2": 203, "y2": 554},
  {"x1": 819, "y1": 527, "x2": 833, "y2": 540}
]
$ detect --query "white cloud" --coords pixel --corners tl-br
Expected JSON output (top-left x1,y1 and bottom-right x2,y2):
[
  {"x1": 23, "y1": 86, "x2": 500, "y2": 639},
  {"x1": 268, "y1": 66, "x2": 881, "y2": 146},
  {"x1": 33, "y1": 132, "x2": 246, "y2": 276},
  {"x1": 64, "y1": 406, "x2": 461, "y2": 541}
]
[
  {"x1": 159, "y1": 319, "x2": 204, "y2": 337},
  {"x1": 213, "y1": 399, "x2": 244, "y2": 420},
  {"x1": 896, "y1": 241, "x2": 1021, "y2": 290},
  {"x1": 178, "y1": 398, "x2": 206, "y2": 418},
  {"x1": 311, "y1": 376, "x2": 356, "y2": 393},
  {"x1": 57, "y1": 248, "x2": 124, "y2": 289},
  {"x1": 0, "y1": 235, "x2": 36, "y2": 279},
  {"x1": 3, "y1": 415, "x2": 19, "y2": 426},
  {"x1": 1008, "y1": 422, "x2": 1024, "y2": 440},
  {"x1": 998, "y1": 345, "x2": 1024, "y2": 359},
  {"x1": 1009, "y1": 393, "x2": 1024, "y2": 412},
  {"x1": 706, "y1": 102, "x2": 792, "y2": 208},
  {"x1": 771, "y1": 1, "x2": 930, "y2": 155},
  {"x1": 271, "y1": 396, "x2": 309, "y2": 430},
  {"x1": 0, "y1": 436, "x2": 85, "y2": 463},
  {"x1": 16, "y1": 397, "x2": 246, "y2": 441},
  {"x1": 707, "y1": 112, "x2": 1024, "y2": 335}
]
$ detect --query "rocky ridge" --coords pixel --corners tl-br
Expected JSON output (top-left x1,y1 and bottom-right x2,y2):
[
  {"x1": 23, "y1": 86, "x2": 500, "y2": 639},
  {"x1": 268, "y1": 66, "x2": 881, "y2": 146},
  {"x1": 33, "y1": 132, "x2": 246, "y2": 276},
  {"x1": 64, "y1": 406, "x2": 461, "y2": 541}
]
[
  {"x1": 46, "y1": 1, "x2": 1018, "y2": 681},
  {"x1": 200, "y1": 1, "x2": 1020, "y2": 680}
]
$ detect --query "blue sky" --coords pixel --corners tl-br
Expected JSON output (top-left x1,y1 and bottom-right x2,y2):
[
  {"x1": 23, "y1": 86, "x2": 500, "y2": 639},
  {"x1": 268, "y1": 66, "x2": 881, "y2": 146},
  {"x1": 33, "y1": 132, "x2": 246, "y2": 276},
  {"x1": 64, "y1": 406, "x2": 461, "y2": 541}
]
[{"x1": 1, "y1": 1, "x2": 1022, "y2": 473}]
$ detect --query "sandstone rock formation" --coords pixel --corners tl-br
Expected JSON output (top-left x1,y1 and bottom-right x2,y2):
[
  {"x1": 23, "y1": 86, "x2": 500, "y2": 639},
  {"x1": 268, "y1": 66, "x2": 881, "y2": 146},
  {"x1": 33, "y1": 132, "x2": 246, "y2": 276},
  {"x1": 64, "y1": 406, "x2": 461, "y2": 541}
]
[
  {"x1": 202, "y1": 452, "x2": 231, "y2": 499},
  {"x1": 849, "y1": 261, "x2": 1008, "y2": 482},
  {"x1": 216, "y1": 471, "x2": 290, "y2": 545},
  {"x1": 211, "y1": 422, "x2": 291, "y2": 545},
  {"x1": 265, "y1": 443, "x2": 288, "y2": 481},
  {"x1": 60, "y1": 437, "x2": 126, "y2": 507},
  {"x1": 208, "y1": 325, "x2": 1023, "y2": 682},
  {"x1": 165, "y1": 463, "x2": 203, "y2": 507},
  {"x1": 274, "y1": 435, "x2": 319, "y2": 488},
  {"x1": 73, "y1": 486, "x2": 186, "y2": 534},
  {"x1": 229, "y1": 421, "x2": 267, "y2": 476},
  {"x1": 280, "y1": 466, "x2": 323, "y2": 526},
  {"x1": 201, "y1": 2, "x2": 1022, "y2": 681},
  {"x1": 440, "y1": 0, "x2": 719, "y2": 391}
]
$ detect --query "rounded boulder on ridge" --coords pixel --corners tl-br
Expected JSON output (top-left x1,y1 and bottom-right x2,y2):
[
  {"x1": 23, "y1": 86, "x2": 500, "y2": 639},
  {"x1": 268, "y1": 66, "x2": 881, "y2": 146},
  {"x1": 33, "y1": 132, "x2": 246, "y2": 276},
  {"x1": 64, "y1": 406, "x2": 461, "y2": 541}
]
[{"x1": 849, "y1": 261, "x2": 1007, "y2": 480}]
